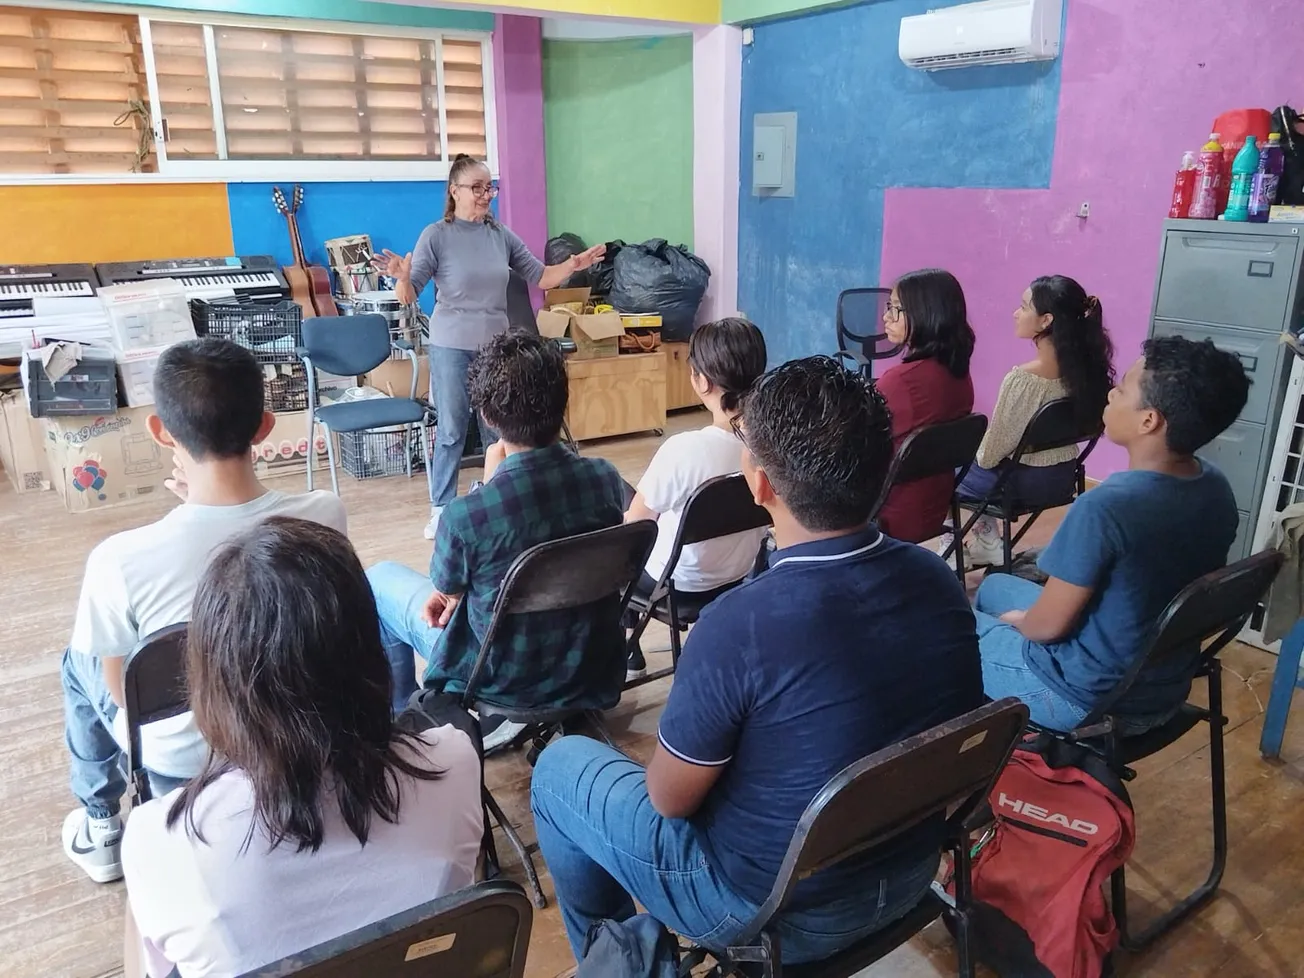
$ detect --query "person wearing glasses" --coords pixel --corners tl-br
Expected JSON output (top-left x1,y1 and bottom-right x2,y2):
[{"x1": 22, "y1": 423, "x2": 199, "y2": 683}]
[
  {"x1": 873, "y1": 268, "x2": 976, "y2": 544},
  {"x1": 374, "y1": 154, "x2": 605, "y2": 539}
]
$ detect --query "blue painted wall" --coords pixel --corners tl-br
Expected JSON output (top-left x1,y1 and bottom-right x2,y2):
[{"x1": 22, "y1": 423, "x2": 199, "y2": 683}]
[
  {"x1": 738, "y1": 0, "x2": 1062, "y2": 366},
  {"x1": 227, "y1": 181, "x2": 452, "y2": 310}
]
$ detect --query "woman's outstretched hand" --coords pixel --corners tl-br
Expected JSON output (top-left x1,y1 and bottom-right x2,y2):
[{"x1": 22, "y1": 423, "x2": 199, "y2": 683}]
[
  {"x1": 571, "y1": 244, "x2": 606, "y2": 272},
  {"x1": 371, "y1": 249, "x2": 413, "y2": 282}
]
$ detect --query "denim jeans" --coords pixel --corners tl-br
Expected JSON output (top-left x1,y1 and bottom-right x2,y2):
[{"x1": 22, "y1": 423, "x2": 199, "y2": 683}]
[
  {"x1": 367, "y1": 561, "x2": 448, "y2": 713},
  {"x1": 62, "y1": 649, "x2": 187, "y2": 819},
  {"x1": 530, "y1": 736, "x2": 939, "y2": 965},
  {"x1": 974, "y1": 574, "x2": 1089, "y2": 732},
  {"x1": 429, "y1": 345, "x2": 498, "y2": 508}
]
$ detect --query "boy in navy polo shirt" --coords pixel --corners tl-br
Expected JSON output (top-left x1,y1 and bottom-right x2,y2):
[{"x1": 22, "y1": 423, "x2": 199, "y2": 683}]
[
  {"x1": 975, "y1": 336, "x2": 1248, "y2": 732},
  {"x1": 531, "y1": 356, "x2": 982, "y2": 965}
]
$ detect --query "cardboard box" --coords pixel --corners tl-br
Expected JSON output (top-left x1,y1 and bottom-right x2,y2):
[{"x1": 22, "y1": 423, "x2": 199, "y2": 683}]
[
  {"x1": 537, "y1": 288, "x2": 625, "y2": 360},
  {"x1": 43, "y1": 407, "x2": 169, "y2": 513},
  {"x1": 360, "y1": 355, "x2": 429, "y2": 400},
  {"x1": 116, "y1": 346, "x2": 166, "y2": 408},
  {"x1": 0, "y1": 390, "x2": 53, "y2": 494},
  {"x1": 251, "y1": 410, "x2": 330, "y2": 476}
]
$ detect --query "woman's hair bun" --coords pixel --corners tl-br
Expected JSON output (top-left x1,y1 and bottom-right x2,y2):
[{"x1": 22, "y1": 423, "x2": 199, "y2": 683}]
[{"x1": 453, "y1": 153, "x2": 473, "y2": 162}]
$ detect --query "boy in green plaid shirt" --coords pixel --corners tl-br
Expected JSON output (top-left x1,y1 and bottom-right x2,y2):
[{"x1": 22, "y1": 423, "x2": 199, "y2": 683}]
[{"x1": 367, "y1": 331, "x2": 626, "y2": 752}]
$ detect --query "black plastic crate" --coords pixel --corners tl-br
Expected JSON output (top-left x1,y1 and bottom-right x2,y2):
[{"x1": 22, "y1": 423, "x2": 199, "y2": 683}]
[
  {"x1": 192, "y1": 298, "x2": 303, "y2": 363},
  {"x1": 25, "y1": 354, "x2": 118, "y2": 418},
  {"x1": 338, "y1": 421, "x2": 432, "y2": 480},
  {"x1": 263, "y1": 363, "x2": 309, "y2": 414}
]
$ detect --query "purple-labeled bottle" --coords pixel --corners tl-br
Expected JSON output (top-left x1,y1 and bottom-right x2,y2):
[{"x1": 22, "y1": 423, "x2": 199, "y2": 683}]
[{"x1": 1249, "y1": 132, "x2": 1285, "y2": 223}]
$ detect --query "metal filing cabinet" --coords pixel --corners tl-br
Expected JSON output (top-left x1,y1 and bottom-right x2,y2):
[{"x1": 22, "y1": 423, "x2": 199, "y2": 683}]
[{"x1": 1148, "y1": 219, "x2": 1304, "y2": 561}]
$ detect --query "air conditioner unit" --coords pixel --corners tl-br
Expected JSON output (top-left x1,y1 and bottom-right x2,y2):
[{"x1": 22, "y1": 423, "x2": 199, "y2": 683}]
[{"x1": 899, "y1": 0, "x2": 1062, "y2": 71}]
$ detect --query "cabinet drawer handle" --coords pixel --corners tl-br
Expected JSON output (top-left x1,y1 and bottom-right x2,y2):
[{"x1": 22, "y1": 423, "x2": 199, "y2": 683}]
[{"x1": 1248, "y1": 260, "x2": 1275, "y2": 278}]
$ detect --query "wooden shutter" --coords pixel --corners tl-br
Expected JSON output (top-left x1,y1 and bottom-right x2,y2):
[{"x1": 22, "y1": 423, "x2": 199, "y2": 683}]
[
  {"x1": 0, "y1": 6, "x2": 154, "y2": 173},
  {"x1": 149, "y1": 22, "x2": 217, "y2": 160},
  {"x1": 213, "y1": 25, "x2": 442, "y2": 161},
  {"x1": 441, "y1": 38, "x2": 487, "y2": 159}
]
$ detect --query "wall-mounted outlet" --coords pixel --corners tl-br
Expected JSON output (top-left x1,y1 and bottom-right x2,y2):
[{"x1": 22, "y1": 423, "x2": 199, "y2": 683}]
[
  {"x1": 742, "y1": 27, "x2": 755, "y2": 45},
  {"x1": 1078, "y1": 202, "x2": 1091, "y2": 219}
]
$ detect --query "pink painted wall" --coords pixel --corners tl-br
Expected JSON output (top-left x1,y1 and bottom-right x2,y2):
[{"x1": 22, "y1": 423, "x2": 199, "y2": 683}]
[
  {"x1": 881, "y1": 0, "x2": 1304, "y2": 477},
  {"x1": 493, "y1": 13, "x2": 549, "y2": 306}
]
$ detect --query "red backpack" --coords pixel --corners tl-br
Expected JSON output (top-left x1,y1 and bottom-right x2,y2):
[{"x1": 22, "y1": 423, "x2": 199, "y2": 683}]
[{"x1": 951, "y1": 734, "x2": 1136, "y2": 978}]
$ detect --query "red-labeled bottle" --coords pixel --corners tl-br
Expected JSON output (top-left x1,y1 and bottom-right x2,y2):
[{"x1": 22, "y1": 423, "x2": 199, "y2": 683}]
[
  {"x1": 1189, "y1": 133, "x2": 1224, "y2": 220},
  {"x1": 1169, "y1": 151, "x2": 1198, "y2": 218}
]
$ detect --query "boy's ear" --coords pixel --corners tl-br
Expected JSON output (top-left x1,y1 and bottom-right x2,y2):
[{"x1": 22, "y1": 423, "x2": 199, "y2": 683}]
[
  {"x1": 253, "y1": 411, "x2": 275, "y2": 445},
  {"x1": 146, "y1": 414, "x2": 176, "y2": 449}
]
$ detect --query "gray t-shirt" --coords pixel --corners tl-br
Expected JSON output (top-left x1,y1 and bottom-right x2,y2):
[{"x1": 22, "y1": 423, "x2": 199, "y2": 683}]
[{"x1": 410, "y1": 218, "x2": 545, "y2": 351}]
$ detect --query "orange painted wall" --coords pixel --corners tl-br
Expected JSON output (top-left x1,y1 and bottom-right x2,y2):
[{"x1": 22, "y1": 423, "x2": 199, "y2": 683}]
[{"x1": 0, "y1": 183, "x2": 233, "y2": 265}]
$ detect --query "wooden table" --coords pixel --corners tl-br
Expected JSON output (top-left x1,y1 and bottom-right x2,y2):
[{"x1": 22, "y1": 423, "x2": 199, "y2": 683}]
[{"x1": 566, "y1": 352, "x2": 667, "y2": 442}]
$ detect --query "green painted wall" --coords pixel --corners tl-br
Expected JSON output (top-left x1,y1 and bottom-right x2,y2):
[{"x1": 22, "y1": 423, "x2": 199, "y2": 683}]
[
  {"x1": 61, "y1": 0, "x2": 493, "y2": 31},
  {"x1": 542, "y1": 36, "x2": 694, "y2": 251},
  {"x1": 722, "y1": 0, "x2": 859, "y2": 24}
]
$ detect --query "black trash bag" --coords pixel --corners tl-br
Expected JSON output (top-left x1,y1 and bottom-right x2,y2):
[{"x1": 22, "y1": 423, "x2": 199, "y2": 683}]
[
  {"x1": 545, "y1": 232, "x2": 589, "y2": 290},
  {"x1": 1273, "y1": 105, "x2": 1304, "y2": 206},
  {"x1": 589, "y1": 239, "x2": 623, "y2": 298},
  {"x1": 609, "y1": 239, "x2": 711, "y2": 342}
]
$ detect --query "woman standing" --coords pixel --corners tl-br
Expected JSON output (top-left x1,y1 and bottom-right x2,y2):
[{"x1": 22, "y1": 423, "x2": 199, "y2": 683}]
[
  {"x1": 874, "y1": 268, "x2": 976, "y2": 543},
  {"x1": 950, "y1": 275, "x2": 1114, "y2": 567},
  {"x1": 375, "y1": 155, "x2": 605, "y2": 539}
]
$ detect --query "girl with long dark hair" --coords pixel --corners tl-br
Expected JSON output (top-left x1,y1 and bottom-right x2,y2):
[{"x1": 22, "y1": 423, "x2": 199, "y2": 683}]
[
  {"x1": 875, "y1": 268, "x2": 977, "y2": 543},
  {"x1": 122, "y1": 517, "x2": 482, "y2": 978},
  {"x1": 950, "y1": 274, "x2": 1115, "y2": 566}
]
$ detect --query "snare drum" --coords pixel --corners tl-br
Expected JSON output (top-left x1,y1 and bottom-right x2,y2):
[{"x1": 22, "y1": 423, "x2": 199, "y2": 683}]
[{"x1": 353, "y1": 290, "x2": 425, "y2": 357}]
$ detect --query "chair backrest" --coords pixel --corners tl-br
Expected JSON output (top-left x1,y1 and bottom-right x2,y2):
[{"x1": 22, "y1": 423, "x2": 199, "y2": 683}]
[
  {"x1": 124, "y1": 623, "x2": 189, "y2": 783},
  {"x1": 1014, "y1": 397, "x2": 1101, "y2": 460},
  {"x1": 870, "y1": 413, "x2": 989, "y2": 520},
  {"x1": 676, "y1": 473, "x2": 773, "y2": 549},
  {"x1": 1089, "y1": 550, "x2": 1286, "y2": 722},
  {"x1": 302, "y1": 313, "x2": 392, "y2": 377},
  {"x1": 737, "y1": 698, "x2": 1029, "y2": 945},
  {"x1": 463, "y1": 521, "x2": 659, "y2": 698},
  {"x1": 836, "y1": 288, "x2": 901, "y2": 366},
  {"x1": 236, "y1": 879, "x2": 533, "y2": 978}
]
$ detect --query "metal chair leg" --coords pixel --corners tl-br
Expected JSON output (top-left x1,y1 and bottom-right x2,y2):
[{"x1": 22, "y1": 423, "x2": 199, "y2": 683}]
[
  {"x1": 482, "y1": 788, "x2": 546, "y2": 909},
  {"x1": 950, "y1": 497, "x2": 966, "y2": 581},
  {"x1": 952, "y1": 835, "x2": 976, "y2": 978},
  {"x1": 1117, "y1": 662, "x2": 1228, "y2": 951},
  {"x1": 324, "y1": 429, "x2": 340, "y2": 495}
]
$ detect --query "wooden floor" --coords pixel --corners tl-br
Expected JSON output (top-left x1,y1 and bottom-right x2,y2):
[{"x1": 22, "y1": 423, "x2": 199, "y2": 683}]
[{"x1": 4, "y1": 408, "x2": 1304, "y2": 978}]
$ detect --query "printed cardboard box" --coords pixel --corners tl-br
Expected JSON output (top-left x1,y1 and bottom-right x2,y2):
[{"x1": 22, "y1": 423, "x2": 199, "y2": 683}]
[
  {"x1": 359, "y1": 355, "x2": 429, "y2": 400},
  {"x1": 251, "y1": 410, "x2": 329, "y2": 477},
  {"x1": 537, "y1": 287, "x2": 625, "y2": 360},
  {"x1": 43, "y1": 407, "x2": 169, "y2": 513},
  {"x1": 0, "y1": 390, "x2": 53, "y2": 494}
]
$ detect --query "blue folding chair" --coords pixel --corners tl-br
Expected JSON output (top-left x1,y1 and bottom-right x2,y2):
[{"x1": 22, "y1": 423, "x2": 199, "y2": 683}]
[{"x1": 296, "y1": 314, "x2": 433, "y2": 496}]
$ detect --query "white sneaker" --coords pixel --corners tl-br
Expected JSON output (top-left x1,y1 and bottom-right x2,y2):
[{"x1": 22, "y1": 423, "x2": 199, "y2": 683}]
[
  {"x1": 967, "y1": 531, "x2": 1006, "y2": 568},
  {"x1": 62, "y1": 809, "x2": 122, "y2": 884},
  {"x1": 423, "y1": 506, "x2": 443, "y2": 541},
  {"x1": 481, "y1": 716, "x2": 528, "y2": 755}
]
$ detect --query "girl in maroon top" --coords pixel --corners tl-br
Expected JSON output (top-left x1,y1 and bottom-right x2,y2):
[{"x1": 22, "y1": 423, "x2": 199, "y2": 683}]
[{"x1": 875, "y1": 269, "x2": 976, "y2": 543}]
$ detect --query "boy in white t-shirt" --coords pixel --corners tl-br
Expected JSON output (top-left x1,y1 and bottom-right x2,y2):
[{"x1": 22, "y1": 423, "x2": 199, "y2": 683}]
[
  {"x1": 61, "y1": 338, "x2": 347, "y2": 885},
  {"x1": 624, "y1": 318, "x2": 769, "y2": 678}
]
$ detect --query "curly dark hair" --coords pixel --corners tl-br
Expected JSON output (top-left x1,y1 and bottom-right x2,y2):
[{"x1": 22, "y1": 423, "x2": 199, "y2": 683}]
[
  {"x1": 168, "y1": 517, "x2": 442, "y2": 853},
  {"x1": 1029, "y1": 275, "x2": 1115, "y2": 432},
  {"x1": 740, "y1": 356, "x2": 894, "y2": 532},
  {"x1": 468, "y1": 330, "x2": 568, "y2": 448},
  {"x1": 896, "y1": 268, "x2": 975, "y2": 379},
  {"x1": 1139, "y1": 336, "x2": 1250, "y2": 455}
]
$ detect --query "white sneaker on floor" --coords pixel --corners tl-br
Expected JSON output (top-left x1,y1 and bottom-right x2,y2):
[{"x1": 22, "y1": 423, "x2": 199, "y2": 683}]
[
  {"x1": 967, "y1": 531, "x2": 1006, "y2": 568},
  {"x1": 481, "y1": 716, "x2": 528, "y2": 755},
  {"x1": 62, "y1": 808, "x2": 122, "y2": 884},
  {"x1": 423, "y1": 506, "x2": 444, "y2": 541}
]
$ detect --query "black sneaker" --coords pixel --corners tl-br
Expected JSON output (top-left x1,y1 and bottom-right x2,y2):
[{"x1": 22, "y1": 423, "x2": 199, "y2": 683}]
[{"x1": 626, "y1": 646, "x2": 647, "y2": 682}]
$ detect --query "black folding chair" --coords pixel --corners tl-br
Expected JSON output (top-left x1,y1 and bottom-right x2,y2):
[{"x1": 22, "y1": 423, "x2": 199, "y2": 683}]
[
  {"x1": 237, "y1": 879, "x2": 533, "y2": 978},
  {"x1": 1042, "y1": 550, "x2": 1283, "y2": 950},
  {"x1": 461, "y1": 520, "x2": 659, "y2": 909},
  {"x1": 682, "y1": 699, "x2": 1029, "y2": 978},
  {"x1": 624, "y1": 474, "x2": 773, "y2": 691},
  {"x1": 869, "y1": 414, "x2": 988, "y2": 579},
  {"x1": 834, "y1": 288, "x2": 901, "y2": 380},
  {"x1": 124, "y1": 623, "x2": 189, "y2": 805},
  {"x1": 956, "y1": 398, "x2": 1100, "y2": 574},
  {"x1": 297, "y1": 313, "x2": 433, "y2": 496}
]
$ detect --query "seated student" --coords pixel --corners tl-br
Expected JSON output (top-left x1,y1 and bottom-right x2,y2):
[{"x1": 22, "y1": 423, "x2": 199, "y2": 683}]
[
  {"x1": 623, "y1": 317, "x2": 769, "y2": 679},
  {"x1": 875, "y1": 268, "x2": 976, "y2": 542},
  {"x1": 974, "y1": 336, "x2": 1248, "y2": 733},
  {"x1": 367, "y1": 330, "x2": 626, "y2": 752},
  {"x1": 61, "y1": 338, "x2": 346, "y2": 885},
  {"x1": 531, "y1": 356, "x2": 983, "y2": 965},
  {"x1": 122, "y1": 517, "x2": 482, "y2": 978},
  {"x1": 949, "y1": 275, "x2": 1114, "y2": 567}
]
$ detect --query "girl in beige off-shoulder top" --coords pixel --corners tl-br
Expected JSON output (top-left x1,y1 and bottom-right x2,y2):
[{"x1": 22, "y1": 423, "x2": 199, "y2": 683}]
[{"x1": 947, "y1": 275, "x2": 1115, "y2": 567}]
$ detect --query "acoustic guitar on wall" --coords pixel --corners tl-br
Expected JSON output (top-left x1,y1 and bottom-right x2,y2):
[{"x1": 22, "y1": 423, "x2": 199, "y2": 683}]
[{"x1": 272, "y1": 185, "x2": 337, "y2": 317}]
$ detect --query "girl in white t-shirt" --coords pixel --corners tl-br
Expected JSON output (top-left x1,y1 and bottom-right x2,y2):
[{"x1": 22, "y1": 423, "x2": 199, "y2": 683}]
[
  {"x1": 122, "y1": 517, "x2": 483, "y2": 978},
  {"x1": 623, "y1": 317, "x2": 770, "y2": 679}
]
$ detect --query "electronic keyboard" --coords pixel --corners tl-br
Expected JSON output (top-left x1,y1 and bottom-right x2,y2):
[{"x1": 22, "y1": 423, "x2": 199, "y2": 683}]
[
  {"x1": 0, "y1": 264, "x2": 109, "y2": 357},
  {"x1": 96, "y1": 256, "x2": 289, "y2": 302}
]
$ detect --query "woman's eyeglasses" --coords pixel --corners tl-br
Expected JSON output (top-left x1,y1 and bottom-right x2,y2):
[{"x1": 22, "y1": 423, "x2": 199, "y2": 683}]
[{"x1": 457, "y1": 183, "x2": 500, "y2": 199}]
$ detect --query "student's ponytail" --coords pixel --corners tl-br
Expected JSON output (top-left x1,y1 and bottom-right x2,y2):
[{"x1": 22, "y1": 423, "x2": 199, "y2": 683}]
[{"x1": 1030, "y1": 275, "x2": 1115, "y2": 432}]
